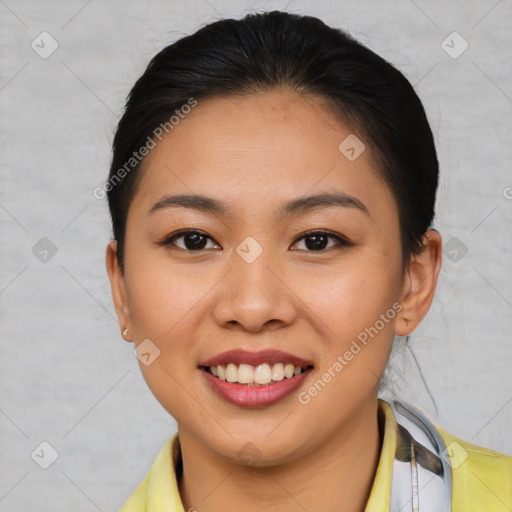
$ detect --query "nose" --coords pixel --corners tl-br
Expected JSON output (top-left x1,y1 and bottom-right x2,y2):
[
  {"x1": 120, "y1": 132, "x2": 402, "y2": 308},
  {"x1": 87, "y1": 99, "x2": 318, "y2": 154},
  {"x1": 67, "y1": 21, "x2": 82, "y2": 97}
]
[{"x1": 211, "y1": 247, "x2": 297, "y2": 333}]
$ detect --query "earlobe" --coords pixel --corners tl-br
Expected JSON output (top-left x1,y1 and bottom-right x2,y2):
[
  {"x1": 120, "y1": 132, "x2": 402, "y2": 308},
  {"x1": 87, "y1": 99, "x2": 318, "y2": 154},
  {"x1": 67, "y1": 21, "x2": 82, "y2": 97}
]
[
  {"x1": 395, "y1": 230, "x2": 442, "y2": 336},
  {"x1": 105, "y1": 240, "x2": 134, "y2": 342}
]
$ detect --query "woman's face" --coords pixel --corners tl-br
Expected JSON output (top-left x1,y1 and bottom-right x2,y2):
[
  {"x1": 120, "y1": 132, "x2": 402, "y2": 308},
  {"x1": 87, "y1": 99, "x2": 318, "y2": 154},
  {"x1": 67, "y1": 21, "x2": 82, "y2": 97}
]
[{"x1": 109, "y1": 90, "x2": 413, "y2": 464}]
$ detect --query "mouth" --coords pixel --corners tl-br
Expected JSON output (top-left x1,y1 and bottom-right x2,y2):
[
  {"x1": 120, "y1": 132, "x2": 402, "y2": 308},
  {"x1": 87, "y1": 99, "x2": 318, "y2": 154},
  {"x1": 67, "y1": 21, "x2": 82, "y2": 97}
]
[
  {"x1": 199, "y1": 358, "x2": 315, "y2": 408},
  {"x1": 198, "y1": 349, "x2": 315, "y2": 407},
  {"x1": 200, "y1": 362, "x2": 315, "y2": 386}
]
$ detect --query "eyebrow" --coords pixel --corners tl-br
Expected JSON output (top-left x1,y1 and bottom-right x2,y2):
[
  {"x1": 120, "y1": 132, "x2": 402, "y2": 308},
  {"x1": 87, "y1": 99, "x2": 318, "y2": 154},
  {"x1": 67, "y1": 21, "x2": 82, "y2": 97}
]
[{"x1": 148, "y1": 191, "x2": 369, "y2": 218}]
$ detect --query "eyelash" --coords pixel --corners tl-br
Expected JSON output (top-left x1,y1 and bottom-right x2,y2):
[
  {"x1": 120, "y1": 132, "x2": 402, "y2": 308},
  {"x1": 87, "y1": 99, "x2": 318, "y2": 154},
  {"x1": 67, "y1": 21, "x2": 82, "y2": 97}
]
[{"x1": 157, "y1": 229, "x2": 353, "y2": 252}]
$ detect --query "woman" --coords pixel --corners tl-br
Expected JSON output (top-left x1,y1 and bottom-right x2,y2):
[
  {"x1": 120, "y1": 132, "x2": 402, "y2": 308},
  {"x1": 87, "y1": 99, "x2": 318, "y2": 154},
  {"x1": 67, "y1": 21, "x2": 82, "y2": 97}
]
[{"x1": 104, "y1": 10, "x2": 512, "y2": 511}]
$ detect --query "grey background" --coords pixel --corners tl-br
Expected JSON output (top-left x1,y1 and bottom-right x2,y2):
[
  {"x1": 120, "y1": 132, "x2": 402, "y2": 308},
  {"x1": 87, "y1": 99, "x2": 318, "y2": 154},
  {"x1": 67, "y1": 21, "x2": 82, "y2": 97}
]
[{"x1": 1, "y1": 0, "x2": 511, "y2": 510}]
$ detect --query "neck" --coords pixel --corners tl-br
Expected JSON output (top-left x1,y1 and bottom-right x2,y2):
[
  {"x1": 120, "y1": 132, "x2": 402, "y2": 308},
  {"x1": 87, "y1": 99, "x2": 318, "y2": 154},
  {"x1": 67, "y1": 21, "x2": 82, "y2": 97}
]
[{"x1": 177, "y1": 397, "x2": 383, "y2": 512}]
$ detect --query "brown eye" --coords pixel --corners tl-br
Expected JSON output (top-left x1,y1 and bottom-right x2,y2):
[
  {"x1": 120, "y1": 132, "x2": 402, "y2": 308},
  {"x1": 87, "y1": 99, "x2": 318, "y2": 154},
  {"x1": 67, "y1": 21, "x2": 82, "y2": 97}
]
[
  {"x1": 291, "y1": 230, "x2": 352, "y2": 252},
  {"x1": 158, "y1": 230, "x2": 220, "y2": 251}
]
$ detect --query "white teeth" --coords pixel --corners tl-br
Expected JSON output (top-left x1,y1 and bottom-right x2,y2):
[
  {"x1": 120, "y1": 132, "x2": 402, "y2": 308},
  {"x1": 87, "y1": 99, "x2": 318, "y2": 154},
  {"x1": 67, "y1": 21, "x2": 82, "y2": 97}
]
[
  {"x1": 271, "y1": 363, "x2": 285, "y2": 381},
  {"x1": 254, "y1": 363, "x2": 272, "y2": 385},
  {"x1": 225, "y1": 363, "x2": 238, "y2": 383},
  {"x1": 238, "y1": 364, "x2": 254, "y2": 384},
  {"x1": 206, "y1": 362, "x2": 309, "y2": 385}
]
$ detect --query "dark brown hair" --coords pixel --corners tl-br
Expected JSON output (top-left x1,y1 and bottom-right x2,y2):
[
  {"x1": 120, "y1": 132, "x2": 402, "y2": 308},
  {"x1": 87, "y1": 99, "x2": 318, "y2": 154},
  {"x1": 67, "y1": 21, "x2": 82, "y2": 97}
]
[{"x1": 106, "y1": 10, "x2": 438, "y2": 274}]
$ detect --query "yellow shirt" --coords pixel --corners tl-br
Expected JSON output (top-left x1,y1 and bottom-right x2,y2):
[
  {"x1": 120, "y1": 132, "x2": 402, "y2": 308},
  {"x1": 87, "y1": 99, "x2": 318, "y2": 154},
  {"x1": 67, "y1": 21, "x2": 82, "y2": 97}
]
[{"x1": 120, "y1": 399, "x2": 512, "y2": 511}]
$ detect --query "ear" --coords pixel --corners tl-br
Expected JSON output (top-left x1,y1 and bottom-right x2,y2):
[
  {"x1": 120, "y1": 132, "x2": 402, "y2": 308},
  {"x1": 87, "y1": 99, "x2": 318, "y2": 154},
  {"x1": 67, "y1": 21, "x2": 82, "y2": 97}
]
[
  {"x1": 395, "y1": 229, "x2": 442, "y2": 336},
  {"x1": 105, "y1": 240, "x2": 133, "y2": 342}
]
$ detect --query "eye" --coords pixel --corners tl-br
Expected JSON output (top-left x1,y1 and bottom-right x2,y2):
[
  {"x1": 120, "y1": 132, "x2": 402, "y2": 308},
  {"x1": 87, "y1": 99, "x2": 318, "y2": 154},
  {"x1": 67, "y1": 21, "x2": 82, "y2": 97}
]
[
  {"x1": 157, "y1": 229, "x2": 352, "y2": 252},
  {"x1": 157, "y1": 229, "x2": 220, "y2": 251},
  {"x1": 291, "y1": 230, "x2": 352, "y2": 252}
]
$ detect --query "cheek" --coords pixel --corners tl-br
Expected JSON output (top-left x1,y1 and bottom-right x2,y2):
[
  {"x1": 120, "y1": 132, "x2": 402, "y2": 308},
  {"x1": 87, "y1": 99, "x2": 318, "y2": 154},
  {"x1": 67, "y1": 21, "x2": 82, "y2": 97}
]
[
  {"x1": 124, "y1": 248, "x2": 209, "y2": 337},
  {"x1": 294, "y1": 253, "x2": 401, "y2": 338},
  {"x1": 124, "y1": 257, "x2": 210, "y2": 420},
  {"x1": 292, "y1": 249, "x2": 402, "y2": 401},
  {"x1": 292, "y1": 262, "x2": 400, "y2": 414}
]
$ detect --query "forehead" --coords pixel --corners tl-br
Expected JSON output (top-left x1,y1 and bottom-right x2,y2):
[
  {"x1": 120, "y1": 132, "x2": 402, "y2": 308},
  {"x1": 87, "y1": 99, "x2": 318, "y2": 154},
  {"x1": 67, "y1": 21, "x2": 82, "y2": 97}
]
[{"x1": 130, "y1": 90, "x2": 396, "y2": 223}]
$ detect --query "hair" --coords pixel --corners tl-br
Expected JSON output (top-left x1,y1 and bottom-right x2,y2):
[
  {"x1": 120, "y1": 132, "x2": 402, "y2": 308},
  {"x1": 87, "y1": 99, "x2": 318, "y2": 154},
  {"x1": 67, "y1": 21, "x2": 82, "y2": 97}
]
[{"x1": 106, "y1": 10, "x2": 439, "y2": 275}]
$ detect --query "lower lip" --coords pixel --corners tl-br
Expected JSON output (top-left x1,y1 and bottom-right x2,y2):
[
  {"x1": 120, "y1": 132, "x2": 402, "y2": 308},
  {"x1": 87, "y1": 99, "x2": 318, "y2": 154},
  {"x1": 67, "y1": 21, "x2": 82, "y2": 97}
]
[{"x1": 201, "y1": 367, "x2": 313, "y2": 408}]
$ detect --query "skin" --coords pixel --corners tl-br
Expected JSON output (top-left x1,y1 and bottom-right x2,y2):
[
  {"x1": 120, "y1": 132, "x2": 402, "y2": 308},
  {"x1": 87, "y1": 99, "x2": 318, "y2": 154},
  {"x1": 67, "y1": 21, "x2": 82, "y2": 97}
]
[{"x1": 106, "y1": 89, "x2": 442, "y2": 512}]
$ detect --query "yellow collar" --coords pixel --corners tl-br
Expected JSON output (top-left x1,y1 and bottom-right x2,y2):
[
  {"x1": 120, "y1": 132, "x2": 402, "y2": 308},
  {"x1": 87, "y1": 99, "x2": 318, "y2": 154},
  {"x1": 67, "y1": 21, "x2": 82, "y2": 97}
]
[{"x1": 364, "y1": 399, "x2": 397, "y2": 510}]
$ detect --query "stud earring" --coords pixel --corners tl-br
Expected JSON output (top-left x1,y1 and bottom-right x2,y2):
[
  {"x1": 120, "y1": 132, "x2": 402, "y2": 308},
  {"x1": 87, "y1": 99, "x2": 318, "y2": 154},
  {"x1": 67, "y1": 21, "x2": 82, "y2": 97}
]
[{"x1": 122, "y1": 328, "x2": 129, "y2": 336}]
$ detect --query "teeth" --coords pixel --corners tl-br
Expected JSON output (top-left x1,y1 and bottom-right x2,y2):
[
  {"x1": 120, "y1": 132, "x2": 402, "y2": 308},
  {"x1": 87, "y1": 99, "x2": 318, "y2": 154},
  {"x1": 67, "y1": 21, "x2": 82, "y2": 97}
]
[
  {"x1": 206, "y1": 362, "x2": 309, "y2": 385},
  {"x1": 238, "y1": 363, "x2": 254, "y2": 384},
  {"x1": 285, "y1": 363, "x2": 295, "y2": 379},
  {"x1": 225, "y1": 363, "x2": 238, "y2": 383},
  {"x1": 271, "y1": 363, "x2": 284, "y2": 381},
  {"x1": 254, "y1": 363, "x2": 271, "y2": 385}
]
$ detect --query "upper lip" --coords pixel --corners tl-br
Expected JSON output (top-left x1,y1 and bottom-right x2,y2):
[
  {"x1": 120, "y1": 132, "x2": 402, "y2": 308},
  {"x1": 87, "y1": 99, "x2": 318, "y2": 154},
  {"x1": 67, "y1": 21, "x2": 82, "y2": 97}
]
[{"x1": 200, "y1": 349, "x2": 314, "y2": 368}]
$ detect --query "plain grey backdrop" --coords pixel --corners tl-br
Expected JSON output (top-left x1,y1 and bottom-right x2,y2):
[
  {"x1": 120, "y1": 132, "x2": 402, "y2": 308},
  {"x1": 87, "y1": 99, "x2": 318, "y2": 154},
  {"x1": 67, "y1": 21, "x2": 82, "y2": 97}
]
[{"x1": 1, "y1": 0, "x2": 511, "y2": 510}]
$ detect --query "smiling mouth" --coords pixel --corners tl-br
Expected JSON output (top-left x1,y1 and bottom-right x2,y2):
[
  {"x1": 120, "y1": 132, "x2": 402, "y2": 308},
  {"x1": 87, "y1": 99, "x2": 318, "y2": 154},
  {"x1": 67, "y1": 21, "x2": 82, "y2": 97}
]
[{"x1": 200, "y1": 363, "x2": 314, "y2": 386}]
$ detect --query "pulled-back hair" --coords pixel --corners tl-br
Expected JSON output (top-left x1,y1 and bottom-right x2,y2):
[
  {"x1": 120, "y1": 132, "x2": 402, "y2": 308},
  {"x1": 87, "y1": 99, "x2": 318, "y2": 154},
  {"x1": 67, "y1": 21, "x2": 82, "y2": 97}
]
[{"x1": 106, "y1": 10, "x2": 438, "y2": 274}]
